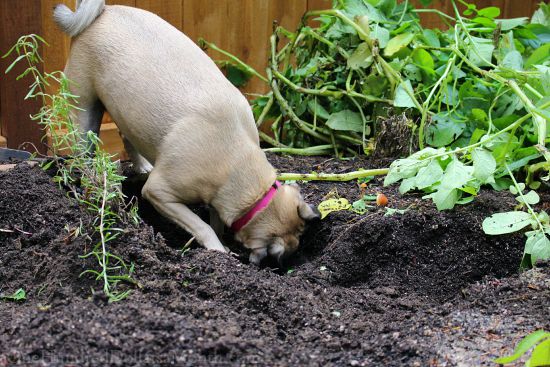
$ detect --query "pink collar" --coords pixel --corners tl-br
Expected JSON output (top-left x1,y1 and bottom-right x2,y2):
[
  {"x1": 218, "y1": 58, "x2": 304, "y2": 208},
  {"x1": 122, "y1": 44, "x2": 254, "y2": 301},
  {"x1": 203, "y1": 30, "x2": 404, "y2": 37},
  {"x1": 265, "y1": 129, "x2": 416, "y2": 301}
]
[{"x1": 231, "y1": 181, "x2": 281, "y2": 232}]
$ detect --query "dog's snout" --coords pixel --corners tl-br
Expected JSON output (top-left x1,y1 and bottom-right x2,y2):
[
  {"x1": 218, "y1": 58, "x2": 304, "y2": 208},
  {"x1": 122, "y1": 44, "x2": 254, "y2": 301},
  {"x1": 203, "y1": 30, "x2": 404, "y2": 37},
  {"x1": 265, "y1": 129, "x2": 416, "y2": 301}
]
[{"x1": 310, "y1": 204, "x2": 321, "y2": 220}]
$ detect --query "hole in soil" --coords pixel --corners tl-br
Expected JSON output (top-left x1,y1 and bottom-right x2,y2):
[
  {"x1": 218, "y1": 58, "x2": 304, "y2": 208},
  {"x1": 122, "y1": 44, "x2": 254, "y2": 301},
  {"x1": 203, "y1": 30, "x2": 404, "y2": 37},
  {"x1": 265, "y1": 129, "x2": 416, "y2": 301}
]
[{"x1": 122, "y1": 167, "x2": 525, "y2": 303}]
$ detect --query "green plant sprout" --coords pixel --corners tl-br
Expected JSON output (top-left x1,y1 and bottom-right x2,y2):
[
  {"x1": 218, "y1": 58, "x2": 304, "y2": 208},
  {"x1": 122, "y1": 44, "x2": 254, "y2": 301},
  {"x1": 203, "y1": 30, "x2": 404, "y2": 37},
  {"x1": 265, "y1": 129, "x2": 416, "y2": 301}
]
[
  {"x1": 0, "y1": 288, "x2": 26, "y2": 302},
  {"x1": 483, "y1": 167, "x2": 550, "y2": 269},
  {"x1": 494, "y1": 330, "x2": 550, "y2": 366},
  {"x1": 3, "y1": 34, "x2": 139, "y2": 302}
]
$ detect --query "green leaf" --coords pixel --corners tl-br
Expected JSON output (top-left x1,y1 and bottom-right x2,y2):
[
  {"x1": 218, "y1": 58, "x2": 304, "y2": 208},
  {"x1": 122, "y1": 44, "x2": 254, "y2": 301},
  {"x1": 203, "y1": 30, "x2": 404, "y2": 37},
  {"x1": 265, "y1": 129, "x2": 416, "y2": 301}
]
[
  {"x1": 415, "y1": 159, "x2": 444, "y2": 189},
  {"x1": 494, "y1": 330, "x2": 550, "y2": 364},
  {"x1": 442, "y1": 85, "x2": 459, "y2": 106},
  {"x1": 510, "y1": 183, "x2": 526, "y2": 195},
  {"x1": 457, "y1": 195, "x2": 476, "y2": 205},
  {"x1": 351, "y1": 199, "x2": 368, "y2": 214},
  {"x1": 362, "y1": 73, "x2": 389, "y2": 97},
  {"x1": 493, "y1": 114, "x2": 520, "y2": 129},
  {"x1": 530, "y1": 338, "x2": 550, "y2": 366},
  {"x1": 525, "y1": 231, "x2": 550, "y2": 262},
  {"x1": 516, "y1": 190, "x2": 540, "y2": 205},
  {"x1": 1, "y1": 288, "x2": 26, "y2": 302},
  {"x1": 483, "y1": 211, "x2": 534, "y2": 235},
  {"x1": 372, "y1": 25, "x2": 390, "y2": 49},
  {"x1": 326, "y1": 110, "x2": 364, "y2": 132},
  {"x1": 495, "y1": 17, "x2": 528, "y2": 31},
  {"x1": 477, "y1": 6, "x2": 500, "y2": 19},
  {"x1": 525, "y1": 42, "x2": 550, "y2": 69},
  {"x1": 467, "y1": 36, "x2": 495, "y2": 67},
  {"x1": 471, "y1": 108, "x2": 488, "y2": 123},
  {"x1": 472, "y1": 148, "x2": 496, "y2": 184},
  {"x1": 421, "y1": 29, "x2": 440, "y2": 48},
  {"x1": 341, "y1": 0, "x2": 387, "y2": 22},
  {"x1": 471, "y1": 17, "x2": 496, "y2": 28},
  {"x1": 394, "y1": 79, "x2": 416, "y2": 108},
  {"x1": 384, "y1": 148, "x2": 444, "y2": 186},
  {"x1": 224, "y1": 64, "x2": 252, "y2": 88},
  {"x1": 348, "y1": 42, "x2": 373, "y2": 70},
  {"x1": 384, "y1": 32, "x2": 415, "y2": 57},
  {"x1": 399, "y1": 176, "x2": 417, "y2": 194},
  {"x1": 531, "y1": 3, "x2": 550, "y2": 27},
  {"x1": 426, "y1": 113, "x2": 466, "y2": 147},
  {"x1": 412, "y1": 48, "x2": 434, "y2": 72},
  {"x1": 317, "y1": 198, "x2": 351, "y2": 219},
  {"x1": 307, "y1": 100, "x2": 331, "y2": 120},
  {"x1": 502, "y1": 50, "x2": 523, "y2": 70},
  {"x1": 441, "y1": 158, "x2": 472, "y2": 189},
  {"x1": 430, "y1": 188, "x2": 459, "y2": 211}
]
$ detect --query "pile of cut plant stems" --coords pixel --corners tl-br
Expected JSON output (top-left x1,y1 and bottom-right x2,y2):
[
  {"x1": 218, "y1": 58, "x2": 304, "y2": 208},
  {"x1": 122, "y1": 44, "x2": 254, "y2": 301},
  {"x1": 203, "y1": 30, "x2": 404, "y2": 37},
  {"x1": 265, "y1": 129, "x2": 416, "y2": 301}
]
[{"x1": 202, "y1": 0, "x2": 550, "y2": 267}]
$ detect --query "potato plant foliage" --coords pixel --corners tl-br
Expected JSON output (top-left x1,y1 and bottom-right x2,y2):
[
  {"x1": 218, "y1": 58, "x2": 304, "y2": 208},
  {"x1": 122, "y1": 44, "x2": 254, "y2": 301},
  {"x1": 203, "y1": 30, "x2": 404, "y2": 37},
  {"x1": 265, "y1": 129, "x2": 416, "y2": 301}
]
[{"x1": 210, "y1": 0, "x2": 550, "y2": 268}]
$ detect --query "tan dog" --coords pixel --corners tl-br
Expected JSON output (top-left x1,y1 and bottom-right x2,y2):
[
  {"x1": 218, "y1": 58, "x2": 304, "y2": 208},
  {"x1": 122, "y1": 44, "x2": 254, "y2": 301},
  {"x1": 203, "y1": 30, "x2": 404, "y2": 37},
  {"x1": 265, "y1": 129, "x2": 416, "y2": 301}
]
[{"x1": 53, "y1": 0, "x2": 319, "y2": 264}]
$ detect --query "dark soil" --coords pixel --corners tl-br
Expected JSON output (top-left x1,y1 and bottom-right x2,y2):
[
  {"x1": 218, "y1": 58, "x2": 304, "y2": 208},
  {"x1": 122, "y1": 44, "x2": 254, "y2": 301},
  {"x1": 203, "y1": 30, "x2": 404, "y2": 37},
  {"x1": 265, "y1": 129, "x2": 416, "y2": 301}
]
[{"x1": 1, "y1": 157, "x2": 549, "y2": 366}]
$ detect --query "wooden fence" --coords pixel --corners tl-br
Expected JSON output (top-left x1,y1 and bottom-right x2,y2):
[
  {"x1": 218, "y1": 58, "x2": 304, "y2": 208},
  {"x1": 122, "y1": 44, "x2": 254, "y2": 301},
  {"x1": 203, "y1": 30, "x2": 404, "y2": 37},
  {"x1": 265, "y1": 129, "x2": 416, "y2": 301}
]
[{"x1": 0, "y1": 0, "x2": 541, "y2": 156}]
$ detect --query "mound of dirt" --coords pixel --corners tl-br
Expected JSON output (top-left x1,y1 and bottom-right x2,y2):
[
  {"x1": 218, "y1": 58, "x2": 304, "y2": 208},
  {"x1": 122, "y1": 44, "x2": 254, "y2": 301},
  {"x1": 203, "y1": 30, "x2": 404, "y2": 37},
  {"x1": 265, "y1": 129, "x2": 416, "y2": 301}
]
[{"x1": 1, "y1": 157, "x2": 548, "y2": 366}]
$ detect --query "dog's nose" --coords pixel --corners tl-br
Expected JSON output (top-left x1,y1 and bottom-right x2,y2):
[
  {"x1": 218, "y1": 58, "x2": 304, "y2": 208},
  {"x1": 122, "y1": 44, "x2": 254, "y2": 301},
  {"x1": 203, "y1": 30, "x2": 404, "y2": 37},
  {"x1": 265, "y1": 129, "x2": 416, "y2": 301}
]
[{"x1": 310, "y1": 204, "x2": 321, "y2": 219}]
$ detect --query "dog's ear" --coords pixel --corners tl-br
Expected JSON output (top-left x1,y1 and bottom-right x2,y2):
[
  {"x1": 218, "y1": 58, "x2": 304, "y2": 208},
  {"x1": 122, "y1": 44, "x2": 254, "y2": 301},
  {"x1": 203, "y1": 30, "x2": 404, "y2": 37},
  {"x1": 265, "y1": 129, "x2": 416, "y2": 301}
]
[{"x1": 298, "y1": 202, "x2": 321, "y2": 221}]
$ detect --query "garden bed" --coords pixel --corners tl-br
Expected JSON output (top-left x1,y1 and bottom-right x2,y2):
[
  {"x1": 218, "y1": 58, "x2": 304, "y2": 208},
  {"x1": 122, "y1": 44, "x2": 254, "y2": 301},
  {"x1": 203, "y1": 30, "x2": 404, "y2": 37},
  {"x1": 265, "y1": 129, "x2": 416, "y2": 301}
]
[{"x1": 1, "y1": 155, "x2": 549, "y2": 366}]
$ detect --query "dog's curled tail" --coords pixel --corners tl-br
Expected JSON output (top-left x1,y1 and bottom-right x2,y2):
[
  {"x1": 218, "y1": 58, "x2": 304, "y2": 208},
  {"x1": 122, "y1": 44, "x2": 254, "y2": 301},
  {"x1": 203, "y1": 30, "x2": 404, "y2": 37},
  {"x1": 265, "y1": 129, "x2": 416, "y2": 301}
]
[{"x1": 53, "y1": 0, "x2": 105, "y2": 37}]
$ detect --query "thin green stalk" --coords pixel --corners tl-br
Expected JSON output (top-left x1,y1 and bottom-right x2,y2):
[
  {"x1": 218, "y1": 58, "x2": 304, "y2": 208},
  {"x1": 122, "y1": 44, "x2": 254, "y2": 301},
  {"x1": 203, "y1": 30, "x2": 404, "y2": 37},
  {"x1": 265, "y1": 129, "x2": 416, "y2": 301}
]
[
  {"x1": 398, "y1": 0, "x2": 409, "y2": 24},
  {"x1": 451, "y1": 1, "x2": 498, "y2": 69},
  {"x1": 272, "y1": 69, "x2": 343, "y2": 98},
  {"x1": 256, "y1": 93, "x2": 274, "y2": 128},
  {"x1": 412, "y1": 8, "x2": 455, "y2": 23},
  {"x1": 98, "y1": 171, "x2": 112, "y2": 297},
  {"x1": 277, "y1": 168, "x2": 389, "y2": 182},
  {"x1": 418, "y1": 54, "x2": 457, "y2": 148},
  {"x1": 450, "y1": 46, "x2": 548, "y2": 150},
  {"x1": 198, "y1": 39, "x2": 268, "y2": 83},
  {"x1": 269, "y1": 69, "x2": 333, "y2": 145},
  {"x1": 305, "y1": 9, "x2": 422, "y2": 110},
  {"x1": 348, "y1": 95, "x2": 369, "y2": 153},
  {"x1": 524, "y1": 83, "x2": 543, "y2": 99},
  {"x1": 259, "y1": 131, "x2": 284, "y2": 147},
  {"x1": 264, "y1": 145, "x2": 334, "y2": 156},
  {"x1": 507, "y1": 165, "x2": 544, "y2": 232}
]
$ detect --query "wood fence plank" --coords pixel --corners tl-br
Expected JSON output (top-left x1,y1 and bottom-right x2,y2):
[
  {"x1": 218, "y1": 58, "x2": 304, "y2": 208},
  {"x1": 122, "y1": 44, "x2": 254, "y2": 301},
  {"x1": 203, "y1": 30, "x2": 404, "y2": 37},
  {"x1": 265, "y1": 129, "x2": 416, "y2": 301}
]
[
  {"x1": 106, "y1": 0, "x2": 136, "y2": 6},
  {"x1": 136, "y1": 0, "x2": 184, "y2": 29},
  {"x1": 183, "y1": 0, "x2": 307, "y2": 95},
  {"x1": 0, "y1": 0, "x2": 46, "y2": 153},
  {"x1": 41, "y1": 0, "x2": 73, "y2": 94},
  {"x1": 504, "y1": 0, "x2": 537, "y2": 18},
  {"x1": 307, "y1": 0, "x2": 331, "y2": 10}
]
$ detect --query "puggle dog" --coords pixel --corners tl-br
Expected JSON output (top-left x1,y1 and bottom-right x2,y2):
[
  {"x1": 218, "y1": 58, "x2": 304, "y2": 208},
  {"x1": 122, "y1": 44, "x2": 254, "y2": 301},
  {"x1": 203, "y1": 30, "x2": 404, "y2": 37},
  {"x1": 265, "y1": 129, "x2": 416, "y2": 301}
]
[{"x1": 53, "y1": 0, "x2": 319, "y2": 265}]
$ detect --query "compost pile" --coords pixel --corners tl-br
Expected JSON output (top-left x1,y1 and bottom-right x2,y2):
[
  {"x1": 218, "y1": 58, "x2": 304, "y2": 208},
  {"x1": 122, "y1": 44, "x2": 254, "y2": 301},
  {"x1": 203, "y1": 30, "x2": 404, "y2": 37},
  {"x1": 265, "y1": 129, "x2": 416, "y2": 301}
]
[{"x1": 1, "y1": 157, "x2": 549, "y2": 367}]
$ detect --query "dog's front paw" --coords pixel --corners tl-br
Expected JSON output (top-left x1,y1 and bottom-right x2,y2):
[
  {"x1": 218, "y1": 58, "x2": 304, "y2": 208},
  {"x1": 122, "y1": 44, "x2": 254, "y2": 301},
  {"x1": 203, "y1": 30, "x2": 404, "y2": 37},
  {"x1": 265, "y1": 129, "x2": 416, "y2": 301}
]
[{"x1": 249, "y1": 248, "x2": 267, "y2": 266}]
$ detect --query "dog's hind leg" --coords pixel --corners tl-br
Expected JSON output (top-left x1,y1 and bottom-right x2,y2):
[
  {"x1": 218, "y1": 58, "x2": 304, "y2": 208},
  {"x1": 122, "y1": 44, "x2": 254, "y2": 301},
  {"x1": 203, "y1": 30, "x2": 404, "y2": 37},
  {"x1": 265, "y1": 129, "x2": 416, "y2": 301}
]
[
  {"x1": 64, "y1": 64, "x2": 104, "y2": 152},
  {"x1": 67, "y1": 98, "x2": 105, "y2": 153},
  {"x1": 121, "y1": 135, "x2": 154, "y2": 174},
  {"x1": 142, "y1": 171, "x2": 227, "y2": 253}
]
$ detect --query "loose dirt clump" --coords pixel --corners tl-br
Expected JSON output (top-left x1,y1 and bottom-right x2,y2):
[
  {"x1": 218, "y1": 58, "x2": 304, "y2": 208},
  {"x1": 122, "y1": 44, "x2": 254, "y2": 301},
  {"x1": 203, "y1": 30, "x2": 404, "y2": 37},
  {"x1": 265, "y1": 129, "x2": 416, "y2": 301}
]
[{"x1": 1, "y1": 156, "x2": 548, "y2": 366}]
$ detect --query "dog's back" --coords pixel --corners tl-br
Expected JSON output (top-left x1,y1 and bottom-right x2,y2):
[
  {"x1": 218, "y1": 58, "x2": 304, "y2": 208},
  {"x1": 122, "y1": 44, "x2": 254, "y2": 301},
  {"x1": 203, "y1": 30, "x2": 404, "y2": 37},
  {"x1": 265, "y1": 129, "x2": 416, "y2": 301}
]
[{"x1": 56, "y1": 2, "x2": 258, "y2": 164}]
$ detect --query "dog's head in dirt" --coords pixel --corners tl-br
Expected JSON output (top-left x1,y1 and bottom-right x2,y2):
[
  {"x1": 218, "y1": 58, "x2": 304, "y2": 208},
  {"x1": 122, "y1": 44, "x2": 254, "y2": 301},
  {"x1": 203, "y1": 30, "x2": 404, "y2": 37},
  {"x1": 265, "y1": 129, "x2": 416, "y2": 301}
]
[{"x1": 235, "y1": 183, "x2": 320, "y2": 265}]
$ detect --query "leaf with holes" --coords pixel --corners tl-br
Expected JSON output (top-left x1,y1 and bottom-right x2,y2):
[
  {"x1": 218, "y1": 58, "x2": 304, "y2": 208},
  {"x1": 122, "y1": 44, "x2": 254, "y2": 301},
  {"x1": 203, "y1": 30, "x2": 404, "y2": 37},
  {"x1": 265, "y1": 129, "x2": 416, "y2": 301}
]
[
  {"x1": 483, "y1": 211, "x2": 535, "y2": 235},
  {"x1": 317, "y1": 198, "x2": 351, "y2": 219}
]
